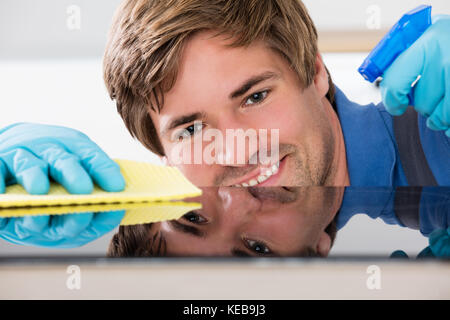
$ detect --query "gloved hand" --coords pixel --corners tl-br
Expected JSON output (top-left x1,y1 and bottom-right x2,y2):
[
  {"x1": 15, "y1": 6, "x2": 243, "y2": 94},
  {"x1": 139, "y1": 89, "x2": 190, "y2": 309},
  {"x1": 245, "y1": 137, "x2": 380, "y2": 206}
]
[
  {"x1": 390, "y1": 227, "x2": 450, "y2": 259},
  {"x1": 428, "y1": 227, "x2": 450, "y2": 258},
  {"x1": 380, "y1": 15, "x2": 450, "y2": 137},
  {"x1": 0, "y1": 211, "x2": 125, "y2": 248},
  {"x1": 0, "y1": 123, "x2": 125, "y2": 194}
]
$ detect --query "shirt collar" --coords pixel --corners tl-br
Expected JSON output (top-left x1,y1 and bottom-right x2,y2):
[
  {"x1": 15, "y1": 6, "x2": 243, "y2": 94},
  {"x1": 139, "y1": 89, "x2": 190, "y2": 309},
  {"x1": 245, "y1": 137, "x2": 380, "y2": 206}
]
[
  {"x1": 334, "y1": 86, "x2": 397, "y2": 186},
  {"x1": 337, "y1": 187, "x2": 396, "y2": 230}
]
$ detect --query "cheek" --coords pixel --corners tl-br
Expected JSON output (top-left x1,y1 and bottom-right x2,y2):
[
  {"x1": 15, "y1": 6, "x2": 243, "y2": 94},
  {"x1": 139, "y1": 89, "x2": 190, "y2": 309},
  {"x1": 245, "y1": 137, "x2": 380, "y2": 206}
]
[
  {"x1": 248, "y1": 212, "x2": 310, "y2": 244},
  {"x1": 162, "y1": 137, "x2": 222, "y2": 185},
  {"x1": 260, "y1": 93, "x2": 319, "y2": 146},
  {"x1": 175, "y1": 163, "x2": 216, "y2": 186},
  {"x1": 277, "y1": 92, "x2": 333, "y2": 162}
]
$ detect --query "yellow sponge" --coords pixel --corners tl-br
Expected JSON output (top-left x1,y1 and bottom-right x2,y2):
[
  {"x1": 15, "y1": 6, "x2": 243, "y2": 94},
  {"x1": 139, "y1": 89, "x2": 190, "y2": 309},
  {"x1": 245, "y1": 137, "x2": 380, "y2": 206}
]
[
  {"x1": 0, "y1": 159, "x2": 201, "y2": 208},
  {"x1": 120, "y1": 202, "x2": 201, "y2": 226},
  {"x1": 0, "y1": 201, "x2": 202, "y2": 226}
]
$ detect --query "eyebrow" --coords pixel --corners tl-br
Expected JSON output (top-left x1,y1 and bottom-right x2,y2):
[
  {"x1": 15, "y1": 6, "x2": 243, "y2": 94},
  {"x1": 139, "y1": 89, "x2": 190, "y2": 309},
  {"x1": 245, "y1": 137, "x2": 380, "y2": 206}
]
[
  {"x1": 168, "y1": 220, "x2": 205, "y2": 238},
  {"x1": 161, "y1": 112, "x2": 205, "y2": 137},
  {"x1": 231, "y1": 248, "x2": 251, "y2": 257},
  {"x1": 229, "y1": 71, "x2": 279, "y2": 99},
  {"x1": 235, "y1": 236, "x2": 282, "y2": 257},
  {"x1": 231, "y1": 247, "x2": 278, "y2": 258}
]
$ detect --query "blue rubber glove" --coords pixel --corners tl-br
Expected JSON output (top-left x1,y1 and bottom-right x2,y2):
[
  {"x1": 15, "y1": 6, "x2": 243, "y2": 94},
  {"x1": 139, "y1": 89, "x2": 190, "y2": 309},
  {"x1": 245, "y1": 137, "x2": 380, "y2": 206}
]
[
  {"x1": 0, "y1": 123, "x2": 125, "y2": 194},
  {"x1": 428, "y1": 227, "x2": 450, "y2": 258},
  {"x1": 390, "y1": 227, "x2": 450, "y2": 259},
  {"x1": 0, "y1": 211, "x2": 125, "y2": 248},
  {"x1": 380, "y1": 15, "x2": 450, "y2": 137}
]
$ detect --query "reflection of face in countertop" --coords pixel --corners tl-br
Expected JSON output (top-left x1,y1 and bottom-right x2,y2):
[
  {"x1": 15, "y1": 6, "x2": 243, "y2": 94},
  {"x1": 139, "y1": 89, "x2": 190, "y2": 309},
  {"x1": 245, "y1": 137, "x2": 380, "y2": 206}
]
[
  {"x1": 130, "y1": 187, "x2": 345, "y2": 257},
  {"x1": 1, "y1": 187, "x2": 448, "y2": 258}
]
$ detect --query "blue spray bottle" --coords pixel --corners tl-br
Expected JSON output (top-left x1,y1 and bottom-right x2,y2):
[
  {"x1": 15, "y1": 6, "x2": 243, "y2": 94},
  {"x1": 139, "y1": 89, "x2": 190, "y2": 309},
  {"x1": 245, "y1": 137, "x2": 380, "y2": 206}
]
[{"x1": 358, "y1": 5, "x2": 432, "y2": 105}]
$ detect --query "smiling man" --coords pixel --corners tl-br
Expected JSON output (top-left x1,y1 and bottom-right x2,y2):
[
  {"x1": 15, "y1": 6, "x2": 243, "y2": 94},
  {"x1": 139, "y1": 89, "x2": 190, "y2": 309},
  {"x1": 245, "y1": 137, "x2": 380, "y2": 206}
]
[
  {"x1": 103, "y1": 0, "x2": 349, "y2": 187},
  {"x1": 103, "y1": 0, "x2": 450, "y2": 187},
  {"x1": 1, "y1": 0, "x2": 450, "y2": 198},
  {"x1": 148, "y1": 31, "x2": 345, "y2": 187}
]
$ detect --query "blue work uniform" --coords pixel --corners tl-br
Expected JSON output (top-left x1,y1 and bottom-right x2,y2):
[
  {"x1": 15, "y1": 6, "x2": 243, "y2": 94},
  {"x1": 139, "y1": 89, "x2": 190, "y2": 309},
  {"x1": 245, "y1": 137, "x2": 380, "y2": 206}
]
[
  {"x1": 337, "y1": 187, "x2": 450, "y2": 235},
  {"x1": 335, "y1": 86, "x2": 450, "y2": 186},
  {"x1": 336, "y1": 187, "x2": 450, "y2": 257}
]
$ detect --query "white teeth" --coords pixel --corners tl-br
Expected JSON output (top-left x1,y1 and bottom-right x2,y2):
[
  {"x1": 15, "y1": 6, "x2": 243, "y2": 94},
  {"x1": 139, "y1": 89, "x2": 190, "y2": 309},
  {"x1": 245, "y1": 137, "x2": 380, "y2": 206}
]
[
  {"x1": 233, "y1": 160, "x2": 280, "y2": 187},
  {"x1": 257, "y1": 175, "x2": 268, "y2": 183}
]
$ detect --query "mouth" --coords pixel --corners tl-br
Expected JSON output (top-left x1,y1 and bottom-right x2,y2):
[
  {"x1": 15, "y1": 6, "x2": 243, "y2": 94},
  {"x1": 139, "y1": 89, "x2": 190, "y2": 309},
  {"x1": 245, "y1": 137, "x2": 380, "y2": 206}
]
[
  {"x1": 230, "y1": 155, "x2": 287, "y2": 187},
  {"x1": 247, "y1": 185, "x2": 297, "y2": 202}
]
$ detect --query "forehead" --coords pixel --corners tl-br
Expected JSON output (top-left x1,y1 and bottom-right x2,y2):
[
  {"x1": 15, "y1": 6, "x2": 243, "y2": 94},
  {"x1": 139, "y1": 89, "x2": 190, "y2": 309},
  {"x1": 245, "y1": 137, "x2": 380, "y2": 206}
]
[{"x1": 179, "y1": 30, "x2": 284, "y2": 76}]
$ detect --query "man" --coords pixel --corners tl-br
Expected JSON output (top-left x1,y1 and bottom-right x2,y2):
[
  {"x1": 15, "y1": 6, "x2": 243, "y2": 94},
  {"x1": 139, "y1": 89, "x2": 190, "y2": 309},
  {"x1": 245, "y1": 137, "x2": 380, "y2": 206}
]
[{"x1": 0, "y1": 0, "x2": 449, "y2": 195}]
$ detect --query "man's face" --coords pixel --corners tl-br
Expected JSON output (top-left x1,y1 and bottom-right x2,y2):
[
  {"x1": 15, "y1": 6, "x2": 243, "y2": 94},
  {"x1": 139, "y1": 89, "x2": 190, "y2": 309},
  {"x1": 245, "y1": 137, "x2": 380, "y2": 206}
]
[
  {"x1": 153, "y1": 187, "x2": 342, "y2": 257},
  {"x1": 150, "y1": 31, "x2": 335, "y2": 186}
]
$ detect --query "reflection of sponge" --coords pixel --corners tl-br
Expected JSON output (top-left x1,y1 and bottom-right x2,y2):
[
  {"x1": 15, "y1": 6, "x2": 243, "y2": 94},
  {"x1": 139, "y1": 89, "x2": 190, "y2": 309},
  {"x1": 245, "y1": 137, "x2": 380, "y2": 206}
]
[
  {"x1": 0, "y1": 202, "x2": 202, "y2": 226},
  {"x1": 120, "y1": 202, "x2": 201, "y2": 226},
  {"x1": 0, "y1": 160, "x2": 201, "y2": 208}
]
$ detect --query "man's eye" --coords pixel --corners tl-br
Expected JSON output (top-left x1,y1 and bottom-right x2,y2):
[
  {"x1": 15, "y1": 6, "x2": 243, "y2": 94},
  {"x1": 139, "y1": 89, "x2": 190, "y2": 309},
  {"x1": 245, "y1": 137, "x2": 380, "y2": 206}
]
[
  {"x1": 174, "y1": 122, "x2": 203, "y2": 141},
  {"x1": 244, "y1": 90, "x2": 269, "y2": 106},
  {"x1": 183, "y1": 211, "x2": 207, "y2": 224},
  {"x1": 245, "y1": 239, "x2": 271, "y2": 255}
]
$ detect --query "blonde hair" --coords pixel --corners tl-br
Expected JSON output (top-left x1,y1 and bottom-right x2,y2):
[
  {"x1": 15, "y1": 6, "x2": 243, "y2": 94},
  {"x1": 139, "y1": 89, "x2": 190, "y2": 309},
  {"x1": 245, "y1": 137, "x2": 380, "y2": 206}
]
[{"x1": 103, "y1": 0, "x2": 335, "y2": 156}]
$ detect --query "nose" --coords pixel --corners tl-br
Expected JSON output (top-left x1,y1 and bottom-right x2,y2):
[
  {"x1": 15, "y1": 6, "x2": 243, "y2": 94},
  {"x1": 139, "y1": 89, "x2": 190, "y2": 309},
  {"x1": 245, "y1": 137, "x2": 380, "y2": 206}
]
[
  {"x1": 212, "y1": 118, "x2": 259, "y2": 167},
  {"x1": 216, "y1": 187, "x2": 261, "y2": 233}
]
